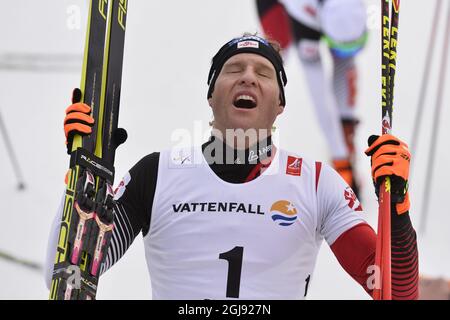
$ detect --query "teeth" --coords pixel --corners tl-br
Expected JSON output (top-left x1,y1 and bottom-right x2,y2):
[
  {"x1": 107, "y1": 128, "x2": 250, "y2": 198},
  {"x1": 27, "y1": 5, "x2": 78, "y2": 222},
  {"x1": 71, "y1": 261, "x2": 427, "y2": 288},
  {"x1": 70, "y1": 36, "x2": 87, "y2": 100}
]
[{"x1": 235, "y1": 95, "x2": 255, "y2": 102}]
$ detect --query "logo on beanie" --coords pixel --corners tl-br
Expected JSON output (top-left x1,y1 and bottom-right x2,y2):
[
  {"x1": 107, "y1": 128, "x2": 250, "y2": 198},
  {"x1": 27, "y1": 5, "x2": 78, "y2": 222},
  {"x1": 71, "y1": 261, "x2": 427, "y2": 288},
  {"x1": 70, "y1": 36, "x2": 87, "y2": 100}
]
[{"x1": 237, "y1": 40, "x2": 259, "y2": 49}]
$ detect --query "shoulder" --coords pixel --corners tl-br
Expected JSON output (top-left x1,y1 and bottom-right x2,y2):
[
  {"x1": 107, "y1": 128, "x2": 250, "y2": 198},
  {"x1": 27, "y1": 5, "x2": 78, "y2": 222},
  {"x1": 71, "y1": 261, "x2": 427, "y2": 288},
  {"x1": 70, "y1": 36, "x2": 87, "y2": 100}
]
[
  {"x1": 315, "y1": 161, "x2": 352, "y2": 198},
  {"x1": 279, "y1": 149, "x2": 349, "y2": 195},
  {"x1": 114, "y1": 152, "x2": 160, "y2": 199},
  {"x1": 132, "y1": 152, "x2": 160, "y2": 171},
  {"x1": 128, "y1": 152, "x2": 161, "y2": 185}
]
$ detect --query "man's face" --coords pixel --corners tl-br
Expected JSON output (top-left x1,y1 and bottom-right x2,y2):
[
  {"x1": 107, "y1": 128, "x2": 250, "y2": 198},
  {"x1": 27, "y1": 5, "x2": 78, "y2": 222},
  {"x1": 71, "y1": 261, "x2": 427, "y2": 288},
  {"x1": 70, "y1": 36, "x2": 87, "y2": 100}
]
[{"x1": 208, "y1": 53, "x2": 284, "y2": 134}]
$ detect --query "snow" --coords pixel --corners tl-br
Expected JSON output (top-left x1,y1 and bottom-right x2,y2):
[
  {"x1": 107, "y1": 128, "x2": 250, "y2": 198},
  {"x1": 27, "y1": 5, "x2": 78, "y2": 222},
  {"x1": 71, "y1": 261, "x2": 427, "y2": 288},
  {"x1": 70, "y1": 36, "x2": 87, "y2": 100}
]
[{"x1": 0, "y1": 0, "x2": 449, "y2": 299}]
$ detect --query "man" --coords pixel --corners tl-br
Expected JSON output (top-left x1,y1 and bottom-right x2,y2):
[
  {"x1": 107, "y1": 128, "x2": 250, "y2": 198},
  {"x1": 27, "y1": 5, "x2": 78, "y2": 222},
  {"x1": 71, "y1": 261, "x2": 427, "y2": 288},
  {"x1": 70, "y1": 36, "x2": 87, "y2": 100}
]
[
  {"x1": 46, "y1": 34, "x2": 418, "y2": 299},
  {"x1": 256, "y1": 0, "x2": 367, "y2": 195}
]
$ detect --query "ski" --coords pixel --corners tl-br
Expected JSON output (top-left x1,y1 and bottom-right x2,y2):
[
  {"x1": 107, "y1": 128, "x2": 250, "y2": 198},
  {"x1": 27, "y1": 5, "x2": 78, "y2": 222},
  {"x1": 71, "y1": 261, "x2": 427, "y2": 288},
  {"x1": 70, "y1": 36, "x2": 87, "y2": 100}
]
[{"x1": 50, "y1": 0, "x2": 128, "y2": 300}]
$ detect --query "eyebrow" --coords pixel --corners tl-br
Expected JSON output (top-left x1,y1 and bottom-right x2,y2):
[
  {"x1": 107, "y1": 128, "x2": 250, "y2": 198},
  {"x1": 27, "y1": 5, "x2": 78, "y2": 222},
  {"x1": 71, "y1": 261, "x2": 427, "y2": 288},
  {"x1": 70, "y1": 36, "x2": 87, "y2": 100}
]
[
  {"x1": 223, "y1": 60, "x2": 275, "y2": 73},
  {"x1": 222, "y1": 61, "x2": 243, "y2": 69},
  {"x1": 256, "y1": 64, "x2": 275, "y2": 74}
]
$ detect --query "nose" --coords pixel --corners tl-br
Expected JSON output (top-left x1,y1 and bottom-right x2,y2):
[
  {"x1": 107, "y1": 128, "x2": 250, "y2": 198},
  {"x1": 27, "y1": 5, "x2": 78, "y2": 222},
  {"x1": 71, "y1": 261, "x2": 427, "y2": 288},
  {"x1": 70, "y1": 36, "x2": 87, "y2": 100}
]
[{"x1": 238, "y1": 67, "x2": 257, "y2": 86}]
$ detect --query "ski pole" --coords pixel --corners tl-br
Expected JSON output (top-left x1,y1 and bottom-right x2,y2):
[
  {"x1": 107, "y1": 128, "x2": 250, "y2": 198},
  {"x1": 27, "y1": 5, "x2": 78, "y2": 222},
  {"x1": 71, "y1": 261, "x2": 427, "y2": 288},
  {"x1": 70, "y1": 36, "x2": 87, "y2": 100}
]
[
  {"x1": 410, "y1": 0, "x2": 442, "y2": 161},
  {"x1": 0, "y1": 250, "x2": 42, "y2": 272},
  {"x1": 420, "y1": 3, "x2": 450, "y2": 234},
  {"x1": 0, "y1": 108, "x2": 25, "y2": 190},
  {"x1": 374, "y1": 0, "x2": 400, "y2": 300}
]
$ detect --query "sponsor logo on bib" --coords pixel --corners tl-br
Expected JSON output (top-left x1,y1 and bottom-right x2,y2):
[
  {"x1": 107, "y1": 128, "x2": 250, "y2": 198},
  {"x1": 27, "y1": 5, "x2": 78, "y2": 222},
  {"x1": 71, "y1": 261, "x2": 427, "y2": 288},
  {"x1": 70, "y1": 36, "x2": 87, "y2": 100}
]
[{"x1": 270, "y1": 200, "x2": 298, "y2": 226}]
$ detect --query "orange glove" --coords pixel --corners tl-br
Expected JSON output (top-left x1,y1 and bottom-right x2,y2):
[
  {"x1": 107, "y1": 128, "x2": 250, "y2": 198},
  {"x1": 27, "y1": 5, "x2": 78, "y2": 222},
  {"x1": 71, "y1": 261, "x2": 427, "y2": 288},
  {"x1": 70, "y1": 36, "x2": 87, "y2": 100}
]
[
  {"x1": 365, "y1": 134, "x2": 411, "y2": 214},
  {"x1": 64, "y1": 88, "x2": 94, "y2": 154}
]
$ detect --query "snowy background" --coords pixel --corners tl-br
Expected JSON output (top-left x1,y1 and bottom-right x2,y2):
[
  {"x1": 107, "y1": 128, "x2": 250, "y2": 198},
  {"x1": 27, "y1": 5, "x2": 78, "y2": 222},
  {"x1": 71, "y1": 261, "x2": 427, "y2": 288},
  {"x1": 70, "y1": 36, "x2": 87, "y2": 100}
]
[{"x1": 0, "y1": 0, "x2": 449, "y2": 299}]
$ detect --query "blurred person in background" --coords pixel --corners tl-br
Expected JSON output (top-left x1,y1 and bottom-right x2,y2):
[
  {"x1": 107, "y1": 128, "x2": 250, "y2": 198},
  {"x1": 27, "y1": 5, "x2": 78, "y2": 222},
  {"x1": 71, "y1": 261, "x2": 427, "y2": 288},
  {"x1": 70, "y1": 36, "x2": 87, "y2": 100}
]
[{"x1": 256, "y1": 0, "x2": 367, "y2": 196}]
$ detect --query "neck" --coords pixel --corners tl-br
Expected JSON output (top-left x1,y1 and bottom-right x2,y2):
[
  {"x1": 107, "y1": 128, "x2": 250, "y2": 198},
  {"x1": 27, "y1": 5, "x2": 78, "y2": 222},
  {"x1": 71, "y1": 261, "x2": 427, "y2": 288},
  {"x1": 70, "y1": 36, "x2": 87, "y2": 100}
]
[
  {"x1": 203, "y1": 135, "x2": 273, "y2": 165},
  {"x1": 211, "y1": 126, "x2": 272, "y2": 149}
]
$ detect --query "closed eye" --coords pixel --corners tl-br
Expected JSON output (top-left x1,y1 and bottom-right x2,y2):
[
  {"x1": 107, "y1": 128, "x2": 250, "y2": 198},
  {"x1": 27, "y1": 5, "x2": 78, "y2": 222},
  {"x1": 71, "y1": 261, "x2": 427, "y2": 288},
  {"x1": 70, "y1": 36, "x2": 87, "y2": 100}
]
[
  {"x1": 223, "y1": 65, "x2": 243, "y2": 74},
  {"x1": 257, "y1": 66, "x2": 275, "y2": 79},
  {"x1": 258, "y1": 72, "x2": 271, "y2": 78}
]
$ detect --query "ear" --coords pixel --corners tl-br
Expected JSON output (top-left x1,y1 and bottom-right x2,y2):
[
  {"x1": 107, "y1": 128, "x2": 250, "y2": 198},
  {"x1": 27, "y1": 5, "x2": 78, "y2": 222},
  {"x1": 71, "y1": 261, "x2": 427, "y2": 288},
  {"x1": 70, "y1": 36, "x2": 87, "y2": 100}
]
[
  {"x1": 208, "y1": 97, "x2": 213, "y2": 108},
  {"x1": 276, "y1": 103, "x2": 284, "y2": 116}
]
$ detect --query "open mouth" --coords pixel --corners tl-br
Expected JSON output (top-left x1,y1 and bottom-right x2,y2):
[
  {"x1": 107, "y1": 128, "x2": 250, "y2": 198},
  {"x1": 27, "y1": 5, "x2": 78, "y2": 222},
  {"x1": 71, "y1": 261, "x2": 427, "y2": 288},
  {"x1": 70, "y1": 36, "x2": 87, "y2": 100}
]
[{"x1": 233, "y1": 94, "x2": 257, "y2": 109}]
